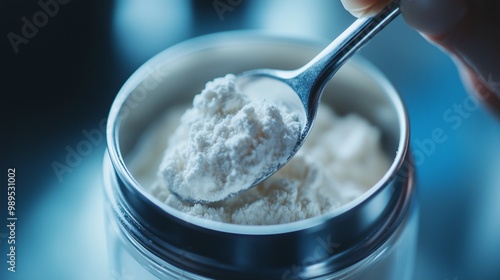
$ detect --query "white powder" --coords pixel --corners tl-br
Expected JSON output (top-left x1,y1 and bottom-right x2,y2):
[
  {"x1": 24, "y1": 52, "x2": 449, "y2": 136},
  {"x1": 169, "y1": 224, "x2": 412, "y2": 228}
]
[
  {"x1": 127, "y1": 78, "x2": 391, "y2": 225},
  {"x1": 159, "y1": 74, "x2": 301, "y2": 202}
]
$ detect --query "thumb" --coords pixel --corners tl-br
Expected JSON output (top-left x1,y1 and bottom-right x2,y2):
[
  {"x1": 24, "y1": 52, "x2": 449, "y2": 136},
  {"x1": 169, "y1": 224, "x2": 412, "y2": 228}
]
[{"x1": 340, "y1": 0, "x2": 391, "y2": 17}]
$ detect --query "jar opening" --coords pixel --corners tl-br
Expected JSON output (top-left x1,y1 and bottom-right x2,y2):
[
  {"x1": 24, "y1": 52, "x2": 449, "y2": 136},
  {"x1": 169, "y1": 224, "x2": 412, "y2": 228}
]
[{"x1": 104, "y1": 32, "x2": 414, "y2": 279}]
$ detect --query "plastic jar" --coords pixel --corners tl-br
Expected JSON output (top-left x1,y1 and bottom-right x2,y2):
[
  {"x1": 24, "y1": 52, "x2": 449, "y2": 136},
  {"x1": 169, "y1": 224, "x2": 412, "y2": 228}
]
[{"x1": 103, "y1": 32, "x2": 417, "y2": 280}]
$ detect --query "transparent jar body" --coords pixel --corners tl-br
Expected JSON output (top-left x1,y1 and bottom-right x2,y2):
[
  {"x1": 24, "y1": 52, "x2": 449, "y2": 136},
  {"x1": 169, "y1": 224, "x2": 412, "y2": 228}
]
[
  {"x1": 104, "y1": 163, "x2": 417, "y2": 280},
  {"x1": 103, "y1": 32, "x2": 418, "y2": 280}
]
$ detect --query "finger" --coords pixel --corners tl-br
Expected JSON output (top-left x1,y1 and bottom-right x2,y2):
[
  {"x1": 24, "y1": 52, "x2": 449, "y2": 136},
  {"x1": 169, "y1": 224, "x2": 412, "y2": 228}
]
[
  {"x1": 341, "y1": 0, "x2": 390, "y2": 17},
  {"x1": 401, "y1": 0, "x2": 500, "y2": 112},
  {"x1": 400, "y1": 0, "x2": 468, "y2": 36}
]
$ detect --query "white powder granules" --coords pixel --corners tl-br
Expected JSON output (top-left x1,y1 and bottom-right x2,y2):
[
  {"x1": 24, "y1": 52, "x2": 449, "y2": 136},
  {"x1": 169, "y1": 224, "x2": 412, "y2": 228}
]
[
  {"x1": 159, "y1": 74, "x2": 301, "y2": 202},
  {"x1": 127, "y1": 94, "x2": 391, "y2": 225}
]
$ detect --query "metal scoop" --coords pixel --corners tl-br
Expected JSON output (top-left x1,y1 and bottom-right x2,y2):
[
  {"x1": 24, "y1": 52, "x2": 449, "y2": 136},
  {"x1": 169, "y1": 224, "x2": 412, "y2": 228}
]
[{"x1": 173, "y1": 0, "x2": 401, "y2": 204}]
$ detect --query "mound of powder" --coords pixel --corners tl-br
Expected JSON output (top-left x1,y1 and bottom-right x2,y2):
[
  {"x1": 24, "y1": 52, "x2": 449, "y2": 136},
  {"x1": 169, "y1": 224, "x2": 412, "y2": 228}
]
[
  {"x1": 128, "y1": 96, "x2": 391, "y2": 225},
  {"x1": 159, "y1": 74, "x2": 301, "y2": 202}
]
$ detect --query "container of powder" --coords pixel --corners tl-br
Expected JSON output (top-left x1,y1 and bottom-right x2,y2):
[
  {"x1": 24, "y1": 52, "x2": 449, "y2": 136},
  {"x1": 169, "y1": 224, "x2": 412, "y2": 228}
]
[{"x1": 103, "y1": 32, "x2": 417, "y2": 280}]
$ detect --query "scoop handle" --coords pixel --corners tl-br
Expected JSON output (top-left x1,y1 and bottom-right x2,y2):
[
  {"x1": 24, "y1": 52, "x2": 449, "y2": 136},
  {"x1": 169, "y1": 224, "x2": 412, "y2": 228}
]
[{"x1": 294, "y1": 0, "x2": 401, "y2": 113}]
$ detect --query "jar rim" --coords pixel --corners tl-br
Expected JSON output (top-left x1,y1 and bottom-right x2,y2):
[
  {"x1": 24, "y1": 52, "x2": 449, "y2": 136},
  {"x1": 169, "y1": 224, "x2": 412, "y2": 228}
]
[
  {"x1": 106, "y1": 30, "x2": 410, "y2": 234},
  {"x1": 104, "y1": 31, "x2": 415, "y2": 278}
]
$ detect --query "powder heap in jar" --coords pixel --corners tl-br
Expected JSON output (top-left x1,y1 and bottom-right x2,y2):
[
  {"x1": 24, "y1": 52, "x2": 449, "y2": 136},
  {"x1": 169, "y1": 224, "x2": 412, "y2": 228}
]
[
  {"x1": 159, "y1": 74, "x2": 301, "y2": 202},
  {"x1": 128, "y1": 75, "x2": 391, "y2": 225}
]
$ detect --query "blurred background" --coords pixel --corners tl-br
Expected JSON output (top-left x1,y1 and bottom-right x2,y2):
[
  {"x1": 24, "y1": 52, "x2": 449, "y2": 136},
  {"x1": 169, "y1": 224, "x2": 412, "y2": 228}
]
[{"x1": 1, "y1": 0, "x2": 499, "y2": 279}]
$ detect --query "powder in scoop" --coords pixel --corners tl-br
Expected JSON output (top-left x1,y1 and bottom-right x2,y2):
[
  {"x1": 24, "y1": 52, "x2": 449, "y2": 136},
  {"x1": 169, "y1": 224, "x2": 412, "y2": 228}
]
[
  {"x1": 159, "y1": 74, "x2": 301, "y2": 202},
  {"x1": 128, "y1": 101, "x2": 390, "y2": 225}
]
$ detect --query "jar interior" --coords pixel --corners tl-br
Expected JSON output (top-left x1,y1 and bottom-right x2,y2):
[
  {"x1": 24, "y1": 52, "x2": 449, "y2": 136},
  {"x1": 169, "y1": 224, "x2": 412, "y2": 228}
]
[
  {"x1": 116, "y1": 40, "x2": 401, "y2": 167},
  {"x1": 105, "y1": 34, "x2": 412, "y2": 279}
]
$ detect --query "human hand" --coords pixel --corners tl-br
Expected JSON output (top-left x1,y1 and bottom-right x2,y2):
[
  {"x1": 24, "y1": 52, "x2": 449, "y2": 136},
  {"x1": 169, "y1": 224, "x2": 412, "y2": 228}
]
[{"x1": 341, "y1": 0, "x2": 500, "y2": 113}]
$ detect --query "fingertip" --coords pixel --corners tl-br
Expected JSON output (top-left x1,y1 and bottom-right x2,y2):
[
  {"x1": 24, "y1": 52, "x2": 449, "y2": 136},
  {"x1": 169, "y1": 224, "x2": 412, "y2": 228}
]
[{"x1": 341, "y1": 0, "x2": 390, "y2": 17}]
